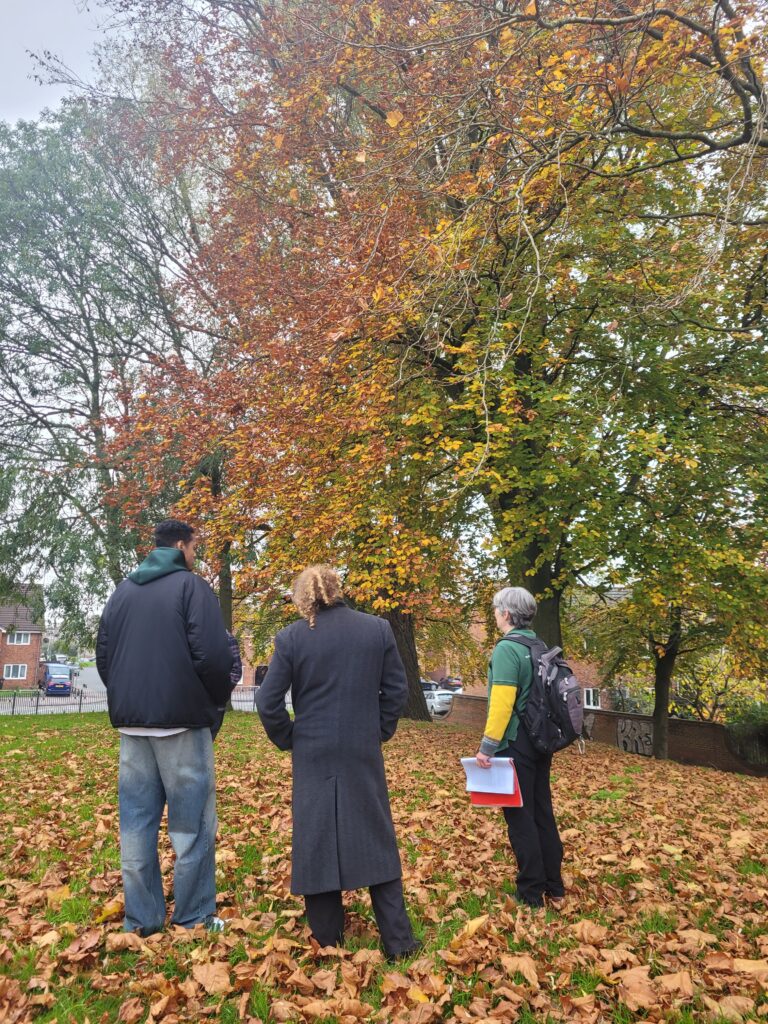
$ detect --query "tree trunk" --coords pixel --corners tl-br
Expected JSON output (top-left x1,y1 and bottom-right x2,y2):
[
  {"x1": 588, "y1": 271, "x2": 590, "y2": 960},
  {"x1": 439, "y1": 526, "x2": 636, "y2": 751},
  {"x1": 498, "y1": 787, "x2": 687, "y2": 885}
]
[
  {"x1": 219, "y1": 541, "x2": 233, "y2": 631},
  {"x1": 651, "y1": 611, "x2": 682, "y2": 759},
  {"x1": 384, "y1": 608, "x2": 431, "y2": 722},
  {"x1": 491, "y1": 499, "x2": 565, "y2": 649},
  {"x1": 530, "y1": 584, "x2": 562, "y2": 649}
]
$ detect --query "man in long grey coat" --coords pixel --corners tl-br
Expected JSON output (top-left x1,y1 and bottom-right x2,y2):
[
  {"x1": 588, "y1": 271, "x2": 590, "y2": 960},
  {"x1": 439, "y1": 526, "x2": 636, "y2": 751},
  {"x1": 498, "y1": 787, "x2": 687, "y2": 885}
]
[{"x1": 255, "y1": 565, "x2": 420, "y2": 960}]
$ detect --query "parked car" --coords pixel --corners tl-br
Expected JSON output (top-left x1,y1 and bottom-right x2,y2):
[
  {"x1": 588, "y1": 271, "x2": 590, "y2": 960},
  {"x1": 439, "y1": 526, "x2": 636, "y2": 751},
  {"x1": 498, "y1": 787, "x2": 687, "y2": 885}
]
[
  {"x1": 423, "y1": 687, "x2": 454, "y2": 718},
  {"x1": 437, "y1": 676, "x2": 464, "y2": 693},
  {"x1": 44, "y1": 663, "x2": 73, "y2": 696}
]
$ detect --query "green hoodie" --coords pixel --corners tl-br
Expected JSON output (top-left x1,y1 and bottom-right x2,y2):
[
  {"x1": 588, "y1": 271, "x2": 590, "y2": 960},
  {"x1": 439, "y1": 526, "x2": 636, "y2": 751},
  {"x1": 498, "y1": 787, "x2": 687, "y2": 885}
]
[{"x1": 128, "y1": 547, "x2": 189, "y2": 585}]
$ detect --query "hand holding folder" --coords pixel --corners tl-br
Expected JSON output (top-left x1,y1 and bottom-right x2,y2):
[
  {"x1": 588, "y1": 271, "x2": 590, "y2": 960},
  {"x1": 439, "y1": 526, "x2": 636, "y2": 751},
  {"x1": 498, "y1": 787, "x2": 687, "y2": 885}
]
[{"x1": 460, "y1": 757, "x2": 523, "y2": 807}]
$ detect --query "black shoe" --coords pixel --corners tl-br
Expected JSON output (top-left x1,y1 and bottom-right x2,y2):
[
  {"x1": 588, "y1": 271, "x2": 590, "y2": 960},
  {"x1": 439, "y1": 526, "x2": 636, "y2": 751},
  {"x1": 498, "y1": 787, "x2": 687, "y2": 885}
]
[
  {"x1": 513, "y1": 893, "x2": 544, "y2": 909},
  {"x1": 385, "y1": 940, "x2": 423, "y2": 963}
]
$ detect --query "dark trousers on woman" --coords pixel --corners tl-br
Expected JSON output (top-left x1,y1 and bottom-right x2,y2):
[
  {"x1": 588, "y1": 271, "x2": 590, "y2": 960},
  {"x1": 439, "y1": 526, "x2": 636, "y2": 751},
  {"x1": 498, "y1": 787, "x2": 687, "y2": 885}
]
[
  {"x1": 500, "y1": 730, "x2": 564, "y2": 907},
  {"x1": 304, "y1": 877, "x2": 417, "y2": 957}
]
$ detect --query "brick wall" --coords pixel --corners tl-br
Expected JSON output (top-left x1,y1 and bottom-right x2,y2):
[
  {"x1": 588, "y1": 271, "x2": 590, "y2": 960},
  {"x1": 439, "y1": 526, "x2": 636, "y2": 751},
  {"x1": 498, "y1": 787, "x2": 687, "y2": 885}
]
[
  {"x1": 444, "y1": 694, "x2": 768, "y2": 777},
  {"x1": 0, "y1": 631, "x2": 43, "y2": 689},
  {"x1": 444, "y1": 693, "x2": 487, "y2": 731}
]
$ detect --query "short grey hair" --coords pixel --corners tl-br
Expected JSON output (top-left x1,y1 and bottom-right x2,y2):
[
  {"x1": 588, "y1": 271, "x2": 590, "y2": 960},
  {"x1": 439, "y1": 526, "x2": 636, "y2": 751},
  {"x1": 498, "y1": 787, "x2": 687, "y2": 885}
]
[{"x1": 492, "y1": 587, "x2": 537, "y2": 628}]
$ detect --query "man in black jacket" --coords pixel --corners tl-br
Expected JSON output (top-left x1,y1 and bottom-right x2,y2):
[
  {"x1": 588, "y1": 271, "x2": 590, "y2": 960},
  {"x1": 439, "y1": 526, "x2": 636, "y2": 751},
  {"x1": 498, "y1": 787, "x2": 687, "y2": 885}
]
[{"x1": 96, "y1": 519, "x2": 234, "y2": 935}]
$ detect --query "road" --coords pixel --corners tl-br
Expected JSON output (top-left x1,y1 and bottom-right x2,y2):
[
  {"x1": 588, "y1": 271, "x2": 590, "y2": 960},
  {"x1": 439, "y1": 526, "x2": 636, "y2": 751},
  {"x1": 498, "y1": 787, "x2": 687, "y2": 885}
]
[
  {"x1": 0, "y1": 667, "x2": 264, "y2": 716},
  {"x1": 78, "y1": 665, "x2": 106, "y2": 693}
]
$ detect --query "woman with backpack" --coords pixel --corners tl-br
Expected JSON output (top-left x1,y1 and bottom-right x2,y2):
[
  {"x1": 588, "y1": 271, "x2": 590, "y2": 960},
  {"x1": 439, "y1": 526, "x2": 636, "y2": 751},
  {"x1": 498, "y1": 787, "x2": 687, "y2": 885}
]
[{"x1": 475, "y1": 587, "x2": 566, "y2": 909}]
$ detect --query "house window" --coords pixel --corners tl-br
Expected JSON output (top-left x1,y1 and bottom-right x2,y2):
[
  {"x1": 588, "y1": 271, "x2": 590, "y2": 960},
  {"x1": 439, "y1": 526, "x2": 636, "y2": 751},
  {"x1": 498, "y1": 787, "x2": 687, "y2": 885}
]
[
  {"x1": 7, "y1": 632, "x2": 31, "y2": 645},
  {"x1": 3, "y1": 664, "x2": 27, "y2": 680},
  {"x1": 583, "y1": 688, "x2": 601, "y2": 709}
]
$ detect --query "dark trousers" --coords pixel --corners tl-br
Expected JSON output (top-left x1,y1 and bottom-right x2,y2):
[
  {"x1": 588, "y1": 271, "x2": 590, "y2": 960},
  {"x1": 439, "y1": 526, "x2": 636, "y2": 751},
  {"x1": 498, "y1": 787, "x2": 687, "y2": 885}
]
[
  {"x1": 500, "y1": 733, "x2": 564, "y2": 906},
  {"x1": 304, "y1": 877, "x2": 417, "y2": 957}
]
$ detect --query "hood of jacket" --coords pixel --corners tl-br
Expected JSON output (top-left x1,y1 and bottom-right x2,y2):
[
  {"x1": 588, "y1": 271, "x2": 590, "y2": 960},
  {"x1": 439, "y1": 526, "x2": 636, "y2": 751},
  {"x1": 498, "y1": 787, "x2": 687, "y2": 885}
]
[{"x1": 128, "y1": 547, "x2": 189, "y2": 585}]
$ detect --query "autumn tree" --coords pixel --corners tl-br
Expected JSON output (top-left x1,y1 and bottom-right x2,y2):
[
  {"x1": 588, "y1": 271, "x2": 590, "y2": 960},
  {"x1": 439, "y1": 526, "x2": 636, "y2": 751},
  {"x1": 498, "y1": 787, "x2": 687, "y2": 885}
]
[{"x1": 100, "y1": 0, "x2": 768, "y2": 734}]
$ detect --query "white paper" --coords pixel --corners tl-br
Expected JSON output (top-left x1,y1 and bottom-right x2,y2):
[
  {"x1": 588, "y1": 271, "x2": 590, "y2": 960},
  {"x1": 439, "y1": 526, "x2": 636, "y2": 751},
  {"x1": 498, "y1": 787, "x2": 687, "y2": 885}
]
[{"x1": 460, "y1": 757, "x2": 516, "y2": 794}]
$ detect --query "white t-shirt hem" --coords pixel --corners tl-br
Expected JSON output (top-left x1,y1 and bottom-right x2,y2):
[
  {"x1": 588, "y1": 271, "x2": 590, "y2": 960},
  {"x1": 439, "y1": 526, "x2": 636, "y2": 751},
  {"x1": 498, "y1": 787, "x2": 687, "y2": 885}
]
[{"x1": 118, "y1": 727, "x2": 190, "y2": 737}]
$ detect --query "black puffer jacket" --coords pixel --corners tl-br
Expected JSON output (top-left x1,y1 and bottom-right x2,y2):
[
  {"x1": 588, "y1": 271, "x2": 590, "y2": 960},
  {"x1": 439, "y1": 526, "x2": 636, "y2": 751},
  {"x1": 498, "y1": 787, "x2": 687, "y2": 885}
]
[{"x1": 96, "y1": 549, "x2": 234, "y2": 728}]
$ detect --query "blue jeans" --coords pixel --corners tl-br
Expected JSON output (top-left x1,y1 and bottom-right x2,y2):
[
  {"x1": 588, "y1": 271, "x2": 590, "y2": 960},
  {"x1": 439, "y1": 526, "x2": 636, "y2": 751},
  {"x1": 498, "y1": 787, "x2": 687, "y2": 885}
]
[{"x1": 118, "y1": 729, "x2": 217, "y2": 934}]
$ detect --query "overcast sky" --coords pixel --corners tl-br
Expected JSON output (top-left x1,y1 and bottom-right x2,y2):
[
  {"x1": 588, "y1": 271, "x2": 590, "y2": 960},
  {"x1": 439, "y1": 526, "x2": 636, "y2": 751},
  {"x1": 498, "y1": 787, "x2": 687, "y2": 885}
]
[{"x1": 0, "y1": 1, "x2": 109, "y2": 124}]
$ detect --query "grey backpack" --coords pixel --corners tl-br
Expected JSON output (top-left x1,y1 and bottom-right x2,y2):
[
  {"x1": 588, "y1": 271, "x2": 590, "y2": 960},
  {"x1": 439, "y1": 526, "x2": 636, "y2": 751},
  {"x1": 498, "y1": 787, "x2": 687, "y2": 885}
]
[{"x1": 501, "y1": 635, "x2": 583, "y2": 754}]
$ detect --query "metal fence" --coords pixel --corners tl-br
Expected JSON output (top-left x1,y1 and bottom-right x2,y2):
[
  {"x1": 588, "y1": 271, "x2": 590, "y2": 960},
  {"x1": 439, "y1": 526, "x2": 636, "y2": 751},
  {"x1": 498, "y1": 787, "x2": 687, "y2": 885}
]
[
  {"x1": 0, "y1": 689, "x2": 108, "y2": 717},
  {"x1": 0, "y1": 687, "x2": 266, "y2": 717},
  {"x1": 231, "y1": 687, "x2": 261, "y2": 712}
]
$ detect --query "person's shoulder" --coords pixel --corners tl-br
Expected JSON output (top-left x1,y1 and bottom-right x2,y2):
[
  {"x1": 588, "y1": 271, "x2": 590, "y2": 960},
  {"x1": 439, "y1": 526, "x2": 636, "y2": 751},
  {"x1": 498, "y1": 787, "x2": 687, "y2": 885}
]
[
  {"x1": 186, "y1": 571, "x2": 216, "y2": 595},
  {"x1": 275, "y1": 618, "x2": 303, "y2": 643},
  {"x1": 492, "y1": 634, "x2": 525, "y2": 660},
  {"x1": 349, "y1": 607, "x2": 389, "y2": 633}
]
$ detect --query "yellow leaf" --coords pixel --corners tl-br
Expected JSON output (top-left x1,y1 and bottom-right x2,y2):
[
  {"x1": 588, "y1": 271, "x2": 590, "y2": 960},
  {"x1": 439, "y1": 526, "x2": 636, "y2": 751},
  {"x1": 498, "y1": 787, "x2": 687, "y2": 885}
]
[
  {"x1": 46, "y1": 885, "x2": 71, "y2": 910},
  {"x1": 407, "y1": 985, "x2": 429, "y2": 1003},
  {"x1": 385, "y1": 110, "x2": 404, "y2": 128},
  {"x1": 94, "y1": 899, "x2": 124, "y2": 924},
  {"x1": 449, "y1": 914, "x2": 489, "y2": 948}
]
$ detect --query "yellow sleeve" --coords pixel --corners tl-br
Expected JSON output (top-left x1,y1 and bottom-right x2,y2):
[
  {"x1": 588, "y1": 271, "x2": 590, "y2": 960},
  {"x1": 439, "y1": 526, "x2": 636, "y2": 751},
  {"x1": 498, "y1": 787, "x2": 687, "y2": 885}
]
[{"x1": 482, "y1": 682, "x2": 518, "y2": 745}]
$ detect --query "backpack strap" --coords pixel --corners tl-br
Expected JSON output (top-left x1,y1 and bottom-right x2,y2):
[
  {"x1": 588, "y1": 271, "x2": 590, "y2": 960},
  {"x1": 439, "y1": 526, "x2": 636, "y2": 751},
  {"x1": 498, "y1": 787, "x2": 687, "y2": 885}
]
[
  {"x1": 498, "y1": 634, "x2": 545, "y2": 653},
  {"x1": 500, "y1": 635, "x2": 562, "y2": 659}
]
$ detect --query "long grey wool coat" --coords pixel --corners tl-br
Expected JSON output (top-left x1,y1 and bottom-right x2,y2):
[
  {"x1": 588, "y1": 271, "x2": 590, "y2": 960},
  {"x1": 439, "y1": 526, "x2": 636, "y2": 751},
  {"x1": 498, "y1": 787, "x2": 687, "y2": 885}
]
[{"x1": 255, "y1": 603, "x2": 408, "y2": 895}]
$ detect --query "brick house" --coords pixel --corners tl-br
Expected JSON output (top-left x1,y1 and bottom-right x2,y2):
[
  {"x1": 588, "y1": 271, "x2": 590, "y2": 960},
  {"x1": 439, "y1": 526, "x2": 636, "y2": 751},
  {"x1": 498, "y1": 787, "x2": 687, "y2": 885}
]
[{"x1": 0, "y1": 589, "x2": 45, "y2": 690}]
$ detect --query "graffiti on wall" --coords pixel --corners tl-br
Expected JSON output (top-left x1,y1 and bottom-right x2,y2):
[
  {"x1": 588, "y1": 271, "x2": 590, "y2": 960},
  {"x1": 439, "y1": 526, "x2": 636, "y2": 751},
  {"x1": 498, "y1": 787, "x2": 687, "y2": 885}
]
[{"x1": 617, "y1": 717, "x2": 654, "y2": 756}]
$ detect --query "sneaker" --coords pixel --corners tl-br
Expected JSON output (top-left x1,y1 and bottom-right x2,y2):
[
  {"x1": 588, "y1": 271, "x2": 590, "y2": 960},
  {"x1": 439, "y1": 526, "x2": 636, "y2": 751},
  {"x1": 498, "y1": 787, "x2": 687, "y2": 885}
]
[
  {"x1": 546, "y1": 895, "x2": 567, "y2": 911},
  {"x1": 204, "y1": 915, "x2": 226, "y2": 933}
]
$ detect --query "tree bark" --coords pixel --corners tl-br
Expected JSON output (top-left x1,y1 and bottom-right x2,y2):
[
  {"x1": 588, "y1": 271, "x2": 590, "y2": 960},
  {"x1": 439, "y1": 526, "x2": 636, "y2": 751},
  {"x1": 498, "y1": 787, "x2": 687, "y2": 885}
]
[
  {"x1": 491, "y1": 491, "x2": 566, "y2": 649},
  {"x1": 384, "y1": 607, "x2": 431, "y2": 722},
  {"x1": 651, "y1": 610, "x2": 682, "y2": 759},
  {"x1": 219, "y1": 540, "x2": 233, "y2": 631}
]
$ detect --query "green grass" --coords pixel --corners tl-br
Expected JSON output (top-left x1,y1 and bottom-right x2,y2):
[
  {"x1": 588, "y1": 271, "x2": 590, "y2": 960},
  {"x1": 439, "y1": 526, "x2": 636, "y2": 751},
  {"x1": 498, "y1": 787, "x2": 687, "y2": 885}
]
[
  {"x1": 637, "y1": 909, "x2": 677, "y2": 935},
  {"x1": 570, "y1": 967, "x2": 604, "y2": 994},
  {"x1": 737, "y1": 857, "x2": 768, "y2": 877},
  {"x1": 612, "y1": 1006, "x2": 635, "y2": 1024}
]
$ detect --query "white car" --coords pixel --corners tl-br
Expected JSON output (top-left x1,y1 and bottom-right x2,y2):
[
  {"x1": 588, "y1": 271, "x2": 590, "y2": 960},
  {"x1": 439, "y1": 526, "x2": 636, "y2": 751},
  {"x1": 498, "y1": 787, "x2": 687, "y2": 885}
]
[{"x1": 423, "y1": 687, "x2": 454, "y2": 718}]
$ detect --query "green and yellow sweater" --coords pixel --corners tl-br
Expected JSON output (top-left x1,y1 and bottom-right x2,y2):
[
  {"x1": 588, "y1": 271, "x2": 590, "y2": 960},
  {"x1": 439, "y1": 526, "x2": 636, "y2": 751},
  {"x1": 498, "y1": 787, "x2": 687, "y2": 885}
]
[{"x1": 479, "y1": 629, "x2": 535, "y2": 756}]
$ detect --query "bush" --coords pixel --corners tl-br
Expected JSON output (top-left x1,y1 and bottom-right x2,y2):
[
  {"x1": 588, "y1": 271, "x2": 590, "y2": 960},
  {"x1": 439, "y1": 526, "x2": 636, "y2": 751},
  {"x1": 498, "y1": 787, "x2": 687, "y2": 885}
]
[
  {"x1": 725, "y1": 702, "x2": 768, "y2": 770},
  {"x1": 727, "y1": 702, "x2": 768, "y2": 729}
]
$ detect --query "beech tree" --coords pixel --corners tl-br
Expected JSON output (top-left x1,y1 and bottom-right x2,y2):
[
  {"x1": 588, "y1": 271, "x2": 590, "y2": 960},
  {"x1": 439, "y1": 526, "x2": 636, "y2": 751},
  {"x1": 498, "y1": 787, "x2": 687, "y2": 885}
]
[{"x1": 102, "y1": 0, "x2": 768, "y2": 734}]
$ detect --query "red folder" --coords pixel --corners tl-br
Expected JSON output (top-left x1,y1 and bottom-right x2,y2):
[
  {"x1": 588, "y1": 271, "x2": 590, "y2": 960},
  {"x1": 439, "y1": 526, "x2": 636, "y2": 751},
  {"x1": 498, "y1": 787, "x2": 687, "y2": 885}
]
[
  {"x1": 468, "y1": 760, "x2": 523, "y2": 807},
  {"x1": 470, "y1": 788, "x2": 523, "y2": 807}
]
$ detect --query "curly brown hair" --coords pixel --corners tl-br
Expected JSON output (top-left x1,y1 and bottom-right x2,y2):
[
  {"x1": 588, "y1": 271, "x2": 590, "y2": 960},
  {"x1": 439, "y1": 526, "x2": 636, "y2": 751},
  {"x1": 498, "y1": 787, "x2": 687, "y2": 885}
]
[{"x1": 292, "y1": 565, "x2": 344, "y2": 628}]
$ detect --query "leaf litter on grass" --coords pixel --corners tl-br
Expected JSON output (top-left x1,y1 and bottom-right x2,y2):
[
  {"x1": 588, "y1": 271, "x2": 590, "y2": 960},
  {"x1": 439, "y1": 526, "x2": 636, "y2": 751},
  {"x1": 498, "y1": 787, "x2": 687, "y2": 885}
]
[{"x1": 0, "y1": 712, "x2": 766, "y2": 1022}]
